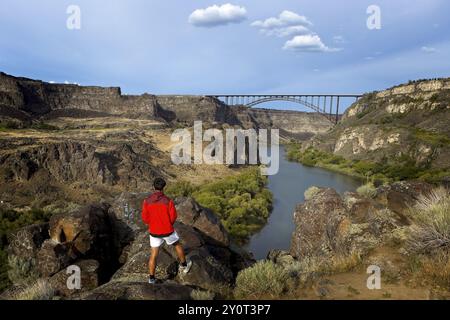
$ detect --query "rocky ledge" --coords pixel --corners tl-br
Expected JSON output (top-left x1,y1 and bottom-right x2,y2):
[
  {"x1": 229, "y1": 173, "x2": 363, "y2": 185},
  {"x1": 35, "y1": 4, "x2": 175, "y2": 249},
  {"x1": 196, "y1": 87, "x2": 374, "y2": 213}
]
[{"x1": 2, "y1": 196, "x2": 254, "y2": 300}]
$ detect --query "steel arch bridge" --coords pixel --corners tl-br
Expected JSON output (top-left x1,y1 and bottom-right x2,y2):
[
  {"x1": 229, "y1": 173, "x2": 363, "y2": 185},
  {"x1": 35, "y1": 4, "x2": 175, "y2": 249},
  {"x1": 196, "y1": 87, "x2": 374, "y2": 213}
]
[{"x1": 209, "y1": 94, "x2": 363, "y2": 124}]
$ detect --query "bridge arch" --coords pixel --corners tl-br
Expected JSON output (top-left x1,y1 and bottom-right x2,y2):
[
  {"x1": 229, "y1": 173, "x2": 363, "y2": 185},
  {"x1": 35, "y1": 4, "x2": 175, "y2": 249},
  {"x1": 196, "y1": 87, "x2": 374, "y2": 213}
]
[{"x1": 210, "y1": 94, "x2": 363, "y2": 124}]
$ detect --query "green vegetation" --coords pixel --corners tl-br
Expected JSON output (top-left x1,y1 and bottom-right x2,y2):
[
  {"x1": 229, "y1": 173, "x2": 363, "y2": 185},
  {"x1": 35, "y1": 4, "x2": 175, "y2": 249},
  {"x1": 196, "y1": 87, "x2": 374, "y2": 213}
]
[
  {"x1": 286, "y1": 142, "x2": 449, "y2": 185},
  {"x1": 166, "y1": 168, "x2": 272, "y2": 243},
  {"x1": 0, "y1": 208, "x2": 53, "y2": 292}
]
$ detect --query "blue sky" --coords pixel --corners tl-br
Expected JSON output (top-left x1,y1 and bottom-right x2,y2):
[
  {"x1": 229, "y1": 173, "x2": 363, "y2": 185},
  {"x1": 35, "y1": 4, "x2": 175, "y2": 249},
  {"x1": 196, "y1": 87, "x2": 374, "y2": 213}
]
[{"x1": 0, "y1": 0, "x2": 449, "y2": 111}]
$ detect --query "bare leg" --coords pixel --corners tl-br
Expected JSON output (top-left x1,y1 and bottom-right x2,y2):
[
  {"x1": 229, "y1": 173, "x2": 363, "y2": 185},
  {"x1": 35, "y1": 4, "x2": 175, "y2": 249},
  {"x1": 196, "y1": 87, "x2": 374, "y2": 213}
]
[
  {"x1": 174, "y1": 243, "x2": 186, "y2": 264},
  {"x1": 149, "y1": 247, "x2": 159, "y2": 277}
]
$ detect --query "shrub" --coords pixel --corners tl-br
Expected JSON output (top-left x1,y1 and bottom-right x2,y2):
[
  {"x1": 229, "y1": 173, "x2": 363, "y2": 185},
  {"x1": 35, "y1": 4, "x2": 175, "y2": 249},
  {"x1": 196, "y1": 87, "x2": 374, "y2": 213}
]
[
  {"x1": 407, "y1": 187, "x2": 450, "y2": 254},
  {"x1": 234, "y1": 261, "x2": 288, "y2": 299},
  {"x1": 192, "y1": 168, "x2": 272, "y2": 243},
  {"x1": 304, "y1": 186, "x2": 320, "y2": 200},
  {"x1": 7, "y1": 256, "x2": 39, "y2": 285},
  {"x1": 165, "y1": 181, "x2": 197, "y2": 198},
  {"x1": 356, "y1": 183, "x2": 377, "y2": 198}
]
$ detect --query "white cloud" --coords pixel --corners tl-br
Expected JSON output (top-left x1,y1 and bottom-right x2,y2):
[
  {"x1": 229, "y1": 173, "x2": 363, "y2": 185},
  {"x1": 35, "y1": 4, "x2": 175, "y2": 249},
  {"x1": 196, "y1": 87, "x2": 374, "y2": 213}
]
[
  {"x1": 251, "y1": 10, "x2": 312, "y2": 29},
  {"x1": 261, "y1": 25, "x2": 310, "y2": 38},
  {"x1": 421, "y1": 46, "x2": 437, "y2": 54},
  {"x1": 283, "y1": 35, "x2": 340, "y2": 52},
  {"x1": 188, "y1": 4, "x2": 247, "y2": 27},
  {"x1": 252, "y1": 11, "x2": 338, "y2": 53}
]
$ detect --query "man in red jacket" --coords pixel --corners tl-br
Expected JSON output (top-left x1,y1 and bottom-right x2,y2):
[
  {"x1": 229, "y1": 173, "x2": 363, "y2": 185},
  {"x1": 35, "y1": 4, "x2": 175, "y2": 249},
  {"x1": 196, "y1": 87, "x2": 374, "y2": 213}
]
[{"x1": 142, "y1": 178, "x2": 192, "y2": 284}]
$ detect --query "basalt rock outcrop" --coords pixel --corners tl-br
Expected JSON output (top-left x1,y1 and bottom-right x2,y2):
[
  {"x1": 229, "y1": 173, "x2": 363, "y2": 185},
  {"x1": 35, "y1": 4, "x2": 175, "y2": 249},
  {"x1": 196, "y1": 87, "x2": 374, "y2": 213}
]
[
  {"x1": 0, "y1": 72, "x2": 171, "y2": 123},
  {"x1": 5, "y1": 196, "x2": 253, "y2": 300},
  {"x1": 290, "y1": 181, "x2": 434, "y2": 260},
  {"x1": 304, "y1": 78, "x2": 450, "y2": 173}
]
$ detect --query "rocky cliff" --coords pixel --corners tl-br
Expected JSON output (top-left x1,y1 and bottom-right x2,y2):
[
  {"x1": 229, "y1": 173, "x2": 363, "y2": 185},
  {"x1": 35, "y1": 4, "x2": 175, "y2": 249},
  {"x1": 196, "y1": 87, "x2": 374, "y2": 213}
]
[
  {"x1": 2, "y1": 196, "x2": 254, "y2": 300},
  {"x1": 0, "y1": 72, "x2": 332, "y2": 136},
  {"x1": 304, "y1": 78, "x2": 450, "y2": 174}
]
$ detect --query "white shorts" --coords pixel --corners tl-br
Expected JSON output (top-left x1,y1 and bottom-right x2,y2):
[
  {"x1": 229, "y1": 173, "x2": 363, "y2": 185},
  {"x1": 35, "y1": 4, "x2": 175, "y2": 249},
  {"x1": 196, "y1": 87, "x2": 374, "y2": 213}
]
[{"x1": 149, "y1": 231, "x2": 180, "y2": 248}]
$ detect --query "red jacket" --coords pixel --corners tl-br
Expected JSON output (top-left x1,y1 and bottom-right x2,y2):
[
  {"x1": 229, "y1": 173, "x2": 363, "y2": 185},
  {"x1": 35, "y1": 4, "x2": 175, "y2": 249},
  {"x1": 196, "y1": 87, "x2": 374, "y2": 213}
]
[{"x1": 141, "y1": 192, "x2": 177, "y2": 237}]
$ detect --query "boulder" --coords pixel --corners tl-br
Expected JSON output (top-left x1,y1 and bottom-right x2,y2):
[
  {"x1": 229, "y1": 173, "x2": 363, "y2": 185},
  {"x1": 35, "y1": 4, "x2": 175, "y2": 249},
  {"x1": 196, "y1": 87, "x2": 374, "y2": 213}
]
[
  {"x1": 290, "y1": 188, "x2": 348, "y2": 259},
  {"x1": 49, "y1": 259, "x2": 100, "y2": 297},
  {"x1": 79, "y1": 281, "x2": 193, "y2": 300},
  {"x1": 176, "y1": 247, "x2": 234, "y2": 292},
  {"x1": 113, "y1": 249, "x2": 178, "y2": 281},
  {"x1": 175, "y1": 197, "x2": 230, "y2": 247},
  {"x1": 48, "y1": 204, "x2": 116, "y2": 269},
  {"x1": 36, "y1": 240, "x2": 74, "y2": 277}
]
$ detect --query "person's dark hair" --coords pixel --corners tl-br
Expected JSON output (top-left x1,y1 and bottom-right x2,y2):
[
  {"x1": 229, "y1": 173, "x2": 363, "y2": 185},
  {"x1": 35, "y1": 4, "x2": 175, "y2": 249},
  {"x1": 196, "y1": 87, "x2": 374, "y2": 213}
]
[{"x1": 153, "y1": 177, "x2": 166, "y2": 191}]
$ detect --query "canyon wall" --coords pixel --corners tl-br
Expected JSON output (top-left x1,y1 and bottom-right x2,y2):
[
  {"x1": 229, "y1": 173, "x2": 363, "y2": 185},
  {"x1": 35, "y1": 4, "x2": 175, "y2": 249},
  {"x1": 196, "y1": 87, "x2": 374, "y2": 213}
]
[
  {"x1": 0, "y1": 72, "x2": 333, "y2": 135},
  {"x1": 305, "y1": 78, "x2": 450, "y2": 170}
]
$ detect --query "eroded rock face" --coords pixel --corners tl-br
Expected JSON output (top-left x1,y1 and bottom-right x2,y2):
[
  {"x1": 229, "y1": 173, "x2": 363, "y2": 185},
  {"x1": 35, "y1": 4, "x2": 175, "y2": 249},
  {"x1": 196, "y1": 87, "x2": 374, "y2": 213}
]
[
  {"x1": 304, "y1": 78, "x2": 450, "y2": 177},
  {"x1": 0, "y1": 72, "x2": 166, "y2": 121},
  {"x1": 36, "y1": 240, "x2": 74, "y2": 277},
  {"x1": 290, "y1": 181, "x2": 435, "y2": 261},
  {"x1": 290, "y1": 188, "x2": 348, "y2": 259},
  {"x1": 49, "y1": 205, "x2": 115, "y2": 263},
  {"x1": 0, "y1": 141, "x2": 158, "y2": 190}
]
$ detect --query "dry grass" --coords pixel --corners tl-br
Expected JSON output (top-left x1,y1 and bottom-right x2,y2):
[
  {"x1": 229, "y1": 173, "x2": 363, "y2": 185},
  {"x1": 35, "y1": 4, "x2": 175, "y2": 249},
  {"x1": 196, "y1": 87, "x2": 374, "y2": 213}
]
[
  {"x1": 190, "y1": 289, "x2": 215, "y2": 300},
  {"x1": 10, "y1": 279, "x2": 55, "y2": 300},
  {"x1": 420, "y1": 251, "x2": 450, "y2": 289},
  {"x1": 407, "y1": 187, "x2": 450, "y2": 254},
  {"x1": 325, "y1": 251, "x2": 363, "y2": 274},
  {"x1": 356, "y1": 183, "x2": 377, "y2": 198},
  {"x1": 304, "y1": 186, "x2": 321, "y2": 200},
  {"x1": 234, "y1": 261, "x2": 289, "y2": 299}
]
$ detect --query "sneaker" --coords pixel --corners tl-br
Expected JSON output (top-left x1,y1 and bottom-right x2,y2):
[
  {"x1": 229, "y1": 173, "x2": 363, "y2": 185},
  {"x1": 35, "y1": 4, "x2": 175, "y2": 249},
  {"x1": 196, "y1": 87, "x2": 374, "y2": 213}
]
[
  {"x1": 148, "y1": 277, "x2": 156, "y2": 284},
  {"x1": 179, "y1": 260, "x2": 193, "y2": 274}
]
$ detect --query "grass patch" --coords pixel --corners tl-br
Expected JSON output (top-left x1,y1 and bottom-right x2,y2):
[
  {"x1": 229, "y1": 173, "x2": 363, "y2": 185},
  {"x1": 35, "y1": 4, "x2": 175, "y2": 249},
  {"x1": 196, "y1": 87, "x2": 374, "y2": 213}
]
[
  {"x1": 234, "y1": 261, "x2": 289, "y2": 299},
  {"x1": 356, "y1": 183, "x2": 377, "y2": 198},
  {"x1": 166, "y1": 167, "x2": 272, "y2": 243},
  {"x1": 407, "y1": 188, "x2": 450, "y2": 254},
  {"x1": 406, "y1": 188, "x2": 450, "y2": 289}
]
